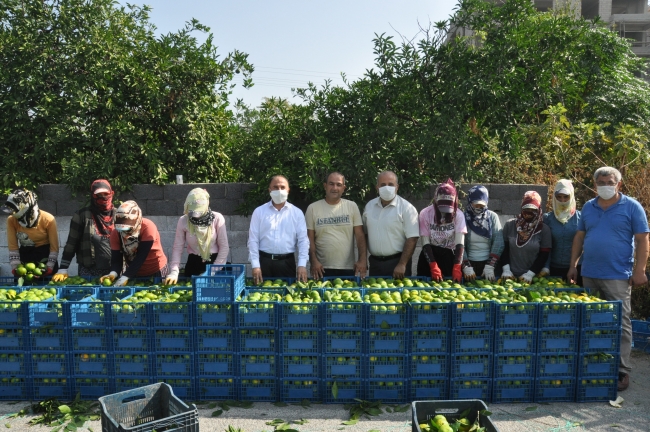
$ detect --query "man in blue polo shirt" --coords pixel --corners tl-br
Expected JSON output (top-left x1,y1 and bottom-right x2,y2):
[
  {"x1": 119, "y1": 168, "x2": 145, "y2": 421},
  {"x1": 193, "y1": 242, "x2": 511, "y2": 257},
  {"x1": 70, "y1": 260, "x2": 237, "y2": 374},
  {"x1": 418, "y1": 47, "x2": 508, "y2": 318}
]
[{"x1": 568, "y1": 167, "x2": 649, "y2": 392}]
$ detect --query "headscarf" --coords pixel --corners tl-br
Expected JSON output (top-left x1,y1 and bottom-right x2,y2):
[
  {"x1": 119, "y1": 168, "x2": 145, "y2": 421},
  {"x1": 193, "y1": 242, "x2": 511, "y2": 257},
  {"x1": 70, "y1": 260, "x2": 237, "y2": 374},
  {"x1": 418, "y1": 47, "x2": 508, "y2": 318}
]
[
  {"x1": 4, "y1": 189, "x2": 40, "y2": 228},
  {"x1": 552, "y1": 179, "x2": 576, "y2": 224},
  {"x1": 114, "y1": 201, "x2": 143, "y2": 264},
  {"x1": 432, "y1": 178, "x2": 459, "y2": 225},
  {"x1": 184, "y1": 188, "x2": 215, "y2": 261},
  {"x1": 515, "y1": 191, "x2": 543, "y2": 248},
  {"x1": 464, "y1": 185, "x2": 491, "y2": 239},
  {"x1": 90, "y1": 179, "x2": 115, "y2": 236}
]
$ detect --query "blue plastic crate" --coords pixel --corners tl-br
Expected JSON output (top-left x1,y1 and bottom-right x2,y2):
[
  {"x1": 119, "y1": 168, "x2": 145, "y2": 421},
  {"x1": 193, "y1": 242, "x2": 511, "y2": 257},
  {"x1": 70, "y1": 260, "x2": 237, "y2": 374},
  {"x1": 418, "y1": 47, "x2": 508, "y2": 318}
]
[
  {"x1": 113, "y1": 353, "x2": 152, "y2": 376},
  {"x1": 493, "y1": 354, "x2": 535, "y2": 378},
  {"x1": 576, "y1": 377, "x2": 618, "y2": 402},
  {"x1": 451, "y1": 301, "x2": 494, "y2": 329},
  {"x1": 238, "y1": 328, "x2": 278, "y2": 353},
  {"x1": 114, "y1": 376, "x2": 152, "y2": 393},
  {"x1": 367, "y1": 355, "x2": 407, "y2": 379},
  {"x1": 0, "y1": 351, "x2": 29, "y2": 375},
  {"x1": 632, "y1": 321, "x2": 650, "y2": 353},
  {"x1": 538, "y1": 302, "x2": 580, "y2": 328},
  {"x1": 73, "y1": 377, "x2": 113, "y2": 400},
  {"x1": 0, "y1": 328, "x2": 27, "y2": 351},
  {"x1": 0, "y1": 301, "x2": 26, "y2": 326},
  {"x1": 450, "y1": 378, "x2": 491, "y2": 401},
  {"x1": 581, "y1": 301, "x2": 622, "y2": 328},
  {"x1": 192, "y1": 264, "x2": 246, "y2": 302},
  {"x1": 153, "y1": 329, "x2": 194, "y2": 352},
  {"x1": 155, "y1": 353, "x2": 194, "y2": 376},
  {"x1": 238, "y1": 378, "x2": 277, "y2": 402},
  {"x1": 578, "y1": 352, "x2": 619, "y2": 377},
  {"x1": 240, "y1": 354, "x2": 277, "y2": 377},
  {"x1": 59, "y1": 286, "x2": 97, "y2": 301},
  {"x1": 364, "y1": 289, "x2": 408, "y2": 329},
  {"x1": 410, "y1": 329, "x2": 449, "y2": 353},
  {"x1": 108, "y1": 299, "x2": 150, "y2": 328},
  {"x1": 410, "y1": 378, "x2": 448, "y2": 401},
  {"x1": 324, "y1": 329, "x2": 363, "y2": 354},
  {"x1": 96, "y1": 287, "x2": 133, "y2": 302},
  {"x1": 366, "y1": 329, "x2": 407, "y2": 354},
  {"x1": 236, "y1": 289, "x2": 281, "y2": 328},
  {"x1": 70, "y1": 328, "x2": 110, "y2": 351},
  {"x1": 195, "y1": 302, "x2": 233, "y2": 327},
  {"x1": 30, "y1": 351, "x2": 69, "y2": 375},
  {"x1": 535, "y1": 378, "x2": 576, "y2": 402},
  {"x1": 495, "y1": 329, "x2": 536, "y2": 353},
  {"x1": 366, "y1": 379, "x2": 407, "y2": 403},
  {"x1": 409, "y1": 302, "x2": 450, "y2": 329},
  {"x1": 410, "y1": 354, "x2": 448, "y2": 378},
  {"x1": 0, "y1": 377, "x2": 31, "y2": 400},
  {"x1": 196, "y1": 329, "x2": 234, "y2": 352},
  {"x1": 492, "y1": 378, "x2": 534, "y2": 403},
  {"x1": 245, "y1": 277, "x2": 294, "y2": 289},
  {"x1": 537, "y1": 328, "x2": 578, "y2": 353},
  {"x1": 69, "y1": 300, "x2": 109, "y2": 328},
  {"x1": 580, "y1": 328, "x2": 621, "y2": 353},
  {"x1": 28, "y1": 299, "x2": 67, "y2": 328},
  {"x1": 280, "y1": 378, "x2": 321, "y2": 402},
  {"x1": 150, "y1": 288, "x2": 193, "y2": 328},
  {"x1": 322, "y1": 276, "x2": 361, "y2": 286},
  {"x1": 632, "y1": 319, "x2": 650, "y2": 334},
  {"x1": 154, "y1": 377, "x2": 196, "y2": 401},
  {"x1": 30, "y1": 327, "x2": 68, "y2": 351},
  {"x1": 324, "y1": 355, "x2": 364, "y2": 379},
  {"x1": 197, "y1": 376, "x2": 237, "y2": 401},
  {"x1": 451, "y1": 354, "x2": 492, "y2": 378},
  {"x1": 280, "y1": 355, "x2": 320, "y2": 378},
  {"x1": 280, "y1": 329, "x2": 320, "y2": 354},
  {"x1": 279, "y1": 298, "x2": 321, "y2": 329},
  {"x1": 323, "y1": 379, "x2": 364, "y2": 404},
  {"x1": 495, "y1": 303, "x2": 538, "y2": 329},
  {"x1": 32, "y1": 376, "x2": 71, "y2": 400},
  {"x1": 72, "y1": 352, "x2": 111, "y2": 376},
  {"x1": 196, "y1": 353, "x2": 236, "y2": 376},
  {"x1": 537, "y1": 354, "x2": 577, "y2": 378},
  {"x1": 323, "y1": 291, "x2": 364, "y2": 328},
  {"x1": 452, "y1": 329, "x2": 493, "y2": 354},
  {"x1": 112, "y1": 329, "x2": 151, "y2": 352}
]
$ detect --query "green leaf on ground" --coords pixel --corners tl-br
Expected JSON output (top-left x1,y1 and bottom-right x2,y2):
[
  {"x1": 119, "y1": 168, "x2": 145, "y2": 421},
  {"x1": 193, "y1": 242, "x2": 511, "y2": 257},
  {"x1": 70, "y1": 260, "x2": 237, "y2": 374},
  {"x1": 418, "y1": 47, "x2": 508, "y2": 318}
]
[
  {"x1": 265, "y1": 419, "x2": 286, "y2": 426},
  {"x1": 332, "y1": 381, "x2": 339, "y2": 400},
  {"x1": 393, "y1": 405, "x2": 409, "y2": 413},
  {"x1": 293, "y1": 419, "x2": 308, "y2": 425},
  {"x1": 342, "y1": 419, "x2": 359, "y2": 425},
  {"x1": 208, "y1": 403, "x2": 218, "y2": 409},
  {"x1": 386, "y1": 407, "x2": 392, "y2": 413},
  {"x1": 524, "y1": 406, "x2": 537, "y2": 412},
  {"x1": 211, "y1": 410, "x2": 223, "y2": 417},
  {"x1": 272, "y1": 402, "x2": 288, "y2": 407}
]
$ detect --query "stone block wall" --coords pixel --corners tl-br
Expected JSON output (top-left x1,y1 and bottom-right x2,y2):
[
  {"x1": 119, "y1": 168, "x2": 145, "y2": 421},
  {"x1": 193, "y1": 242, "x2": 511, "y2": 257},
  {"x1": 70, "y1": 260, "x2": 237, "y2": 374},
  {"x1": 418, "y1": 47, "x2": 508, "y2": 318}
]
[{"x1": 0, "y1": 183, "x2": 547, "y2": 277}]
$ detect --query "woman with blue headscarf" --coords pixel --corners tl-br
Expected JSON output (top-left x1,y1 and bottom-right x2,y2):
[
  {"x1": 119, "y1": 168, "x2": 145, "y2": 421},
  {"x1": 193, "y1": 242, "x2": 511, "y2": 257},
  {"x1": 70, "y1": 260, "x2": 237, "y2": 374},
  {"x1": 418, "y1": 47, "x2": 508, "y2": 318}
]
[{"x1": 462, "y1": 185, "x2": 504, "y2": 281}]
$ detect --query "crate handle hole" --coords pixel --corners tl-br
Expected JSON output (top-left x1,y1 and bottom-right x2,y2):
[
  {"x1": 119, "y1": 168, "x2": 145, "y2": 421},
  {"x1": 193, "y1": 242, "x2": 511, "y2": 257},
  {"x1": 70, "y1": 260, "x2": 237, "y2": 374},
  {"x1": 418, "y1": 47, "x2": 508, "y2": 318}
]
[{"x1": 121, "y1": 394, "x2": 146, "y2": 404}]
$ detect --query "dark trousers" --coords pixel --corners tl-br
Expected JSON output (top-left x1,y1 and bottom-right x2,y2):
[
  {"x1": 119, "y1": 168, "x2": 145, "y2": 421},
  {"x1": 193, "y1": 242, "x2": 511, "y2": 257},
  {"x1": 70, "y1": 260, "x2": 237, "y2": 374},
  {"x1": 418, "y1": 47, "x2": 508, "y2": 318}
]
[
  {"x1": 184, "y1": 253, "x2": 219, "y2": 277},
  {"x1": 323, "y1": 268, "x2": 355, "y2": 277},
  {"x1": 416, "y1": 246, "x2": 454, "y2": 278},
  {"x1": 550, "y1": 264, "x2": 582, "y2": 286},
  {"x1": 260, "y1": 254, "x2": 296, "y2": 278},
  {"x1": 369, "y1": 255, "x2": 411, "y2": 278},
  {"x1": 470, "y1": 260, "x2": 487, "y2": 277},
  {"x1": 19, "y1": 245, "x2": 58, "y2": 272}
]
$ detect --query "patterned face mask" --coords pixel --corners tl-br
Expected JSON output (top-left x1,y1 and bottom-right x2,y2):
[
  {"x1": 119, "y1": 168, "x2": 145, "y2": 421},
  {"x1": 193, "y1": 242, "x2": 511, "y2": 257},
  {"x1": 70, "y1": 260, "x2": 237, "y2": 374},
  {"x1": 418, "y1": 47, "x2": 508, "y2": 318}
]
[{"x1": 4, "y1": 189, "x2": 40, "y2": 228}]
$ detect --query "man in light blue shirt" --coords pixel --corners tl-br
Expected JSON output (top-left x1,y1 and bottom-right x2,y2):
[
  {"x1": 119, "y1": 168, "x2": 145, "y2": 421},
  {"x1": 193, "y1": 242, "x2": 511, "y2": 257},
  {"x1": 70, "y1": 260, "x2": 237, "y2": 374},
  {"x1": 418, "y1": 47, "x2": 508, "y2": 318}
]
[{"x1": 569, "y1": 167, "x2": 649, "y2": 392}]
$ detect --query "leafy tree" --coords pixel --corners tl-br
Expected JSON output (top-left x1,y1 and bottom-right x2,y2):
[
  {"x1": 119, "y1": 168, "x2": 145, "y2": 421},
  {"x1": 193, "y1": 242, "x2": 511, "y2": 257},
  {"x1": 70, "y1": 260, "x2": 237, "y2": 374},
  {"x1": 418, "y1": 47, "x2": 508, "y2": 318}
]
[{"x1": 0, "y1": 0, "x2": 252, "y2": 193}]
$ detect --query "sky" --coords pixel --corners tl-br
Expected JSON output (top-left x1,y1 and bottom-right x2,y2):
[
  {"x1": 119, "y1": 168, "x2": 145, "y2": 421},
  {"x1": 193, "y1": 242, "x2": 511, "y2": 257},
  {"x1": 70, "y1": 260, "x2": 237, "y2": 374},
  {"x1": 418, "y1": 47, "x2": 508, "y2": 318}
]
[{"x1": 118, "y1": 0, "x2": 459, "y2": 107}]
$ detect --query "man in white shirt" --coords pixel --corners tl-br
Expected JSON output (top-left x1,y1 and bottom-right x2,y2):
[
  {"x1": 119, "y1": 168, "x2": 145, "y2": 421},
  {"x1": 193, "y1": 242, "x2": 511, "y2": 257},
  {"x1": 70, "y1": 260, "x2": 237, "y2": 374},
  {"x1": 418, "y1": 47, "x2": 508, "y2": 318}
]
[
  {"x1": 362, "y1": 171, "x2": 419, "y2": 278},
  {"x1": 248, "y1": 175, "x2": 309, "y2": 284},
  {"x1": 305, "y1": 172, "x2": 367, "y2": 279}
]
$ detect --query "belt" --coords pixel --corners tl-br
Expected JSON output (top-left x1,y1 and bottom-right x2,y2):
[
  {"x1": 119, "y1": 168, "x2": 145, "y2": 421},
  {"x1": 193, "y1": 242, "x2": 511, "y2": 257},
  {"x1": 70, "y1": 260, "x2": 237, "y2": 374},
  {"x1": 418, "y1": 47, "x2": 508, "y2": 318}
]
[
  {"x1": 371, "y1": 252, "x2": 402, "y2": 261},
  {"x1": 260, "y1": 251, "x2": 294, "y2": 260}
]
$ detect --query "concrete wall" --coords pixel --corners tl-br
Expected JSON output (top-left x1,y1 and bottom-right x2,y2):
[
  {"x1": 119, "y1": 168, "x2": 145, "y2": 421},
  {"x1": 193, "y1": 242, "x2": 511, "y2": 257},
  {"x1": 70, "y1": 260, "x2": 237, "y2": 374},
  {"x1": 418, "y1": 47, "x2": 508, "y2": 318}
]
[{"x1": 0, "y1": 183, "x2": 547, "y2": 277}]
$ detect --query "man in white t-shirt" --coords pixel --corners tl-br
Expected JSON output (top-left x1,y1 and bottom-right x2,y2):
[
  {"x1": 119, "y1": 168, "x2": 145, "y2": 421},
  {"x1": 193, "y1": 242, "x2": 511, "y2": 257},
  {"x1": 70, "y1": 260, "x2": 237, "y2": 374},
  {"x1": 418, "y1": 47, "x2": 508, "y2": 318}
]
[{"x1": 305, "y1": 172, "x2": 367, "y2": 278}]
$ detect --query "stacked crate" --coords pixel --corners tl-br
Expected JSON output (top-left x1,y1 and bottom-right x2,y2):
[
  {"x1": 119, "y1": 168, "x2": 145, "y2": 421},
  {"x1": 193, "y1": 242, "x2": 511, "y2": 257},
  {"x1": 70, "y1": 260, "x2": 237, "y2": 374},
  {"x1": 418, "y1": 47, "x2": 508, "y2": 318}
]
[
  {"x1": 0, "y1": 287, "x2": 30, "y2": 400},
  {"x1": 632, "y1": 320, "x2": 650, "y2": 353}
]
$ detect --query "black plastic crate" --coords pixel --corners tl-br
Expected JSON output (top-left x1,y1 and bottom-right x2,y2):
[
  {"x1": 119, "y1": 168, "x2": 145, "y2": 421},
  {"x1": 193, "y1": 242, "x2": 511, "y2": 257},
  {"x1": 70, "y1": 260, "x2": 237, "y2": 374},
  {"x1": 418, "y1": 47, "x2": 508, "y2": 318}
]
[
  {"x1": 451, "y1": 354, "x2": 492, "y2": 378},
  {"x1": 537, "y1": 328, "x2": 578, "y2": 353},
  {"x1": 240, "y1": 354, "x2": 277, "y2": 377},
  {"x1": 492, "y1": 378, "x2": 534, "y2": 404},
  {"x1": 410, "y1": 354, "x2": 448, "y2": 378},
  {"x1": 153, "y1": 329, "x2": 194, "y2": 352},
  {"x1": 280, "y1": 329, "x2": 320, "y2": 354},
  {"x1": 495, "y1": 329, "x2": 536, "y2": 353},
  {"x1": 412, "y1": 399, "x2": 498, "y2": 432},
  {"x1": 323, "y1": 379, "x2": 364, "y2": 404},
  {"x1": 367, "y1": 355, "x2": 407, "y2": 379},
  {"x1": 195, "y1": 302, "x2": 233, "y2": 327},
  {"x1": 280, "y1": 378, "x2": 320, "y2": 402},
  {"x1": 535, "y1": 378, "x2": 576, "y2": 403},
  {"x1": 238, "y1": 328, "x2": 278, "y2": 353},
  {"x1": 410, "y1": 379, "x2": 448, "y2": 401},
  {"x1": 196, "y1": 329, "x2": 234, "y2": 352},
  {"x1": 113, "y1": 329, "x2": 152, "y2": 352},
  {"x1": 452, "y1": 329, "x2": 493, "y2": 354},
  {"x1": 197, "y1": 376, "x2": 236, "y2": 401},
  {"x1": 537, "y1": 354, "x2": 577, "y2": 378},
  {"x1": 72, "y1": 352, "x2": 111, "y2": 376},
  {"x1": 196, "y1": 353, "x2": 236, "y2": 377},
  {"x1": 495, "y1": 302, "x2": 538, "y2": 329},
  {"x1": 493, "y1": 354, "x2": 535, "y2": 378},
  {"x1": 410, "y1": 329, "x2": 449, "y2": 353},
  {"x1": 280, "y1": 355, "x2": 320, "y2": 378},
  {"x1": 367, "y1": 379, "x2": 407, "y2": 404},
  {"x1": 324, "y1": 329, "x2": 363, "y2": 354}
]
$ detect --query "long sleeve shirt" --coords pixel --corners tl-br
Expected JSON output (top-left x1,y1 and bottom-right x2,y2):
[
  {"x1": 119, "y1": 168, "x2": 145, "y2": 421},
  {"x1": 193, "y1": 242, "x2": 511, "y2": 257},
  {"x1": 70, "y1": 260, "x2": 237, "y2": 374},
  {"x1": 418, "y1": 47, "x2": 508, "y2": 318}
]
[
  {"x1": 248, "y1": 201, "x2": 309, "y2": 268},
  {"x1": 7, "y1": 211, "x2": 59, "y2": 253},
  {"x1": 463, "y1": 210, "x2": 504, "y2": 262},
  {"x1": 170, "y1": 212, "x2": 230, "y2": 273}
]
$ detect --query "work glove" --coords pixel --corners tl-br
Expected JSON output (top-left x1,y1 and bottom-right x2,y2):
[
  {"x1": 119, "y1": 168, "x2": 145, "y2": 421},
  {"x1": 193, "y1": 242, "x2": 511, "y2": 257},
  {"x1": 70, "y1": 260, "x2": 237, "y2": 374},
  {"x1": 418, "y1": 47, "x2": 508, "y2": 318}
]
[
  {"x1": 165, "y1": 270, "x2": 179, "y2": 286},
  {"x1": 452, "y1": 264, "x2": 463, "y2": 284},
  {"x1": 538, "y1": 268, "x2": 550, "y2": 278},
  {"x1": 501, "y1": 264, "x2": 514, "y2": 280},
  {"x1": 520, "y1": 270, "x2": 536, "y2": 284},
  {"x1": 52, "y1": 269, "x2": 68, "y2": 282},
  {"x1": 114, "y1": 276, "x2": 129, "y2": 287},
  {"x1": 11, "y1": 269, "x2": 16, "y2": 276},
  {"x1": 429, "y1": 262, "x2": 443, "y2": 282},
  {"x1": 44, "y1": 267, "x2": 54, "y2": 277},
  {"x1": 462, "y1": 265, "x2": 476, "y2": 281},
  {"x1": 482, "y1": 265, "x2": 496, "y2": 281},
  {"x1": 100, "y1": 271, "x2": 118, "y2": 285}
]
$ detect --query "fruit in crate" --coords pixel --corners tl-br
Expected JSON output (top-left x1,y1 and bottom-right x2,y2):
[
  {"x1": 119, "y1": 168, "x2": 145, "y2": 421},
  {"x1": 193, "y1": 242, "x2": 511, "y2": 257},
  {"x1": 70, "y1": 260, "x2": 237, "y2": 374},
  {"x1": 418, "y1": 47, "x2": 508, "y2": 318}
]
[
  {"x1": 0, "y1": 287, "x2": 56, "y2": 302},
  {"x1": 48, "y1": 276, "x2": 94, "y2": 286},
  {"x1": 323, "y1": 289, "x2": 362, "y2": 303},
  {"x1": 111, "y1": 288, "x2": 192, "y2": 312}
]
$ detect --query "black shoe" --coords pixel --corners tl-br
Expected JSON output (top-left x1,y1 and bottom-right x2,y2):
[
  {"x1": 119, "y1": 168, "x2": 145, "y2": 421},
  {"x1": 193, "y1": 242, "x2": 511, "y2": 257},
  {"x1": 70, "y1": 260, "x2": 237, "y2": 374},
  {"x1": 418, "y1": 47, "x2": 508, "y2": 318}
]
[{"x1": 618, "y1": 372, "x2": 629, "y2": 391}]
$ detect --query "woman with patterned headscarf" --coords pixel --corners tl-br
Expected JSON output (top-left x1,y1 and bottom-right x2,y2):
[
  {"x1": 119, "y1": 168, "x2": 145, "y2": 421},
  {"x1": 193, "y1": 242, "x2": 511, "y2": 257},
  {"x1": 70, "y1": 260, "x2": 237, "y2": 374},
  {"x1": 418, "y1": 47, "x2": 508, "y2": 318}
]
[
  {"x1": 165, "y1": 188, "x2": 230, "y2": 284},
  {"x1": 541, "y1": 179, "x2": 582, "y2": 284},
  {"x1": 416, "y1": 178, "x2": 467, "y2": 283},
  {"x1": 53, "y1": 180, "x2": 116, "y2": 281},
  {"x1": 500, "y1": 191, "x2": 552, "y2": 282},
  {"x1": 462, "y1": 185, "x2": 504, "y2": 282},
  {"x1": 99, "y1": 201, "x2": 168, "y2": 287},
  {"x1": 3, "y1": 188, "x2": 59, "y2": 276}
]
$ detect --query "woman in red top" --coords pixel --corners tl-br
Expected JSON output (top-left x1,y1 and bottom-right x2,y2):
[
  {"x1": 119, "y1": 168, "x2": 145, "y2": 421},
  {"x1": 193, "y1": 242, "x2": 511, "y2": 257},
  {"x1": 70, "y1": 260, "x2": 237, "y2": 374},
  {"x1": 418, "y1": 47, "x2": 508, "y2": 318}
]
[{"x1": 100, "y1": 201, "x2": 167, "y2": 286}]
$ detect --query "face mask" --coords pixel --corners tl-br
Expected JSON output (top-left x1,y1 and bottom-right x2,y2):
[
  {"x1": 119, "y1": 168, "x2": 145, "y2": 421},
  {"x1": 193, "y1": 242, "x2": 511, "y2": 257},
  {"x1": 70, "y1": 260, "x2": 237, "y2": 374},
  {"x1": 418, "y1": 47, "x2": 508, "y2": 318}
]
[
  {"x1": 378, "y1": 186, "x2": 396, "y2": 201},
  {"x1": 597, "y1": 186, "x2": 617, "y2": 200},
  {"x1": 270, "y1": 189, "x2": 289, "y2": 204},
  {"x1": 471, "y1": 206, "x2": 486, "y2": 215}
]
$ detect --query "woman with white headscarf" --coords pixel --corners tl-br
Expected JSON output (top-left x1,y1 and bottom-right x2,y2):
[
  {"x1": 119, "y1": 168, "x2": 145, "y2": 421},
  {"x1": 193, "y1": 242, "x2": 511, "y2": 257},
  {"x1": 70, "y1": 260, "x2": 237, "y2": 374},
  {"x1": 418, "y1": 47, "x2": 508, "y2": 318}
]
[
  {"x1": 164, "y1": 188, "x2": 229, "y2": 284},
  {"x1": 541, "y1": 179, "x2": 582, "y2": 285}
]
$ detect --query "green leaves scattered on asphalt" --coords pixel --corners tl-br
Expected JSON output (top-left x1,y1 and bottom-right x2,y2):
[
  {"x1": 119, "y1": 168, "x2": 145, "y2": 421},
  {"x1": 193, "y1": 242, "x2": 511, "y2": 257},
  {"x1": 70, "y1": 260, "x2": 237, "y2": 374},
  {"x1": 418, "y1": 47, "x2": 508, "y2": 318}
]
[
  {"x1": 28, "y1": 394, "x2": 100, "y2": 432},
  {"x1": 342, "y1": 399, "x2": 387, "y2": 425},
  {"x1": 272, "y1": 402, "x2": 288, "y2": 407},
  {"x1": 212, "y1": 410, "x2": 224, "y2": 417},
  {"x1": 225, "y1": 427, "x2": 245, "y2": 432},
  {"x1": 525, "y1": 406, "x2": 538, "y2": 412},
  {"x1": 341, "y1": 419, "x2": 358, "y2": 426},
  {"x1": 293, "y1": 419, "x2": 309, "y2": 425},
  {"x1": 265, "y1": 420, "x2": 286, "y2": 427}
]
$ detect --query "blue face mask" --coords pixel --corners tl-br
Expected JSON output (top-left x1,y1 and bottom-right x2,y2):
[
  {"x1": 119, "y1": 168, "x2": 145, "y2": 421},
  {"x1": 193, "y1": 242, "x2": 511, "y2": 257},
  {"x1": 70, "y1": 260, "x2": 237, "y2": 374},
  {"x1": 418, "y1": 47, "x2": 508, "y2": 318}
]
[{"x1": 471, "y1": 206, "x2": 486, "y2": 215}]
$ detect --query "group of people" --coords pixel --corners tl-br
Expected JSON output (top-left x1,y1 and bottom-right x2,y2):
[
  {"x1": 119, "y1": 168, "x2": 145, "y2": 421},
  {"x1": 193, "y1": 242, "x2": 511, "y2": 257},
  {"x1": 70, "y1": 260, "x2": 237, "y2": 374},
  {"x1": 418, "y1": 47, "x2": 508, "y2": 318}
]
[{"x1": 3, "y1": 167, "x2": 648, "y2": 393}]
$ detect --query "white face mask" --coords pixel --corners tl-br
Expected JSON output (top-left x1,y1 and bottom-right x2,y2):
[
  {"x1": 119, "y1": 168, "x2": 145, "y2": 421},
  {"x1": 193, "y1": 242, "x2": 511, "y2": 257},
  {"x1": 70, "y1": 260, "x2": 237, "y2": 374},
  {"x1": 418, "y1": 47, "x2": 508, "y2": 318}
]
[
  {"x1": 270, "y1": 189, "x2": 289, "y2": 204},
  {"x1": 378, "y1": 186, "x2": 396, "y2": 201},
  {"x1": 597, "y1": 186, "x2": 617, "y2": 200}
]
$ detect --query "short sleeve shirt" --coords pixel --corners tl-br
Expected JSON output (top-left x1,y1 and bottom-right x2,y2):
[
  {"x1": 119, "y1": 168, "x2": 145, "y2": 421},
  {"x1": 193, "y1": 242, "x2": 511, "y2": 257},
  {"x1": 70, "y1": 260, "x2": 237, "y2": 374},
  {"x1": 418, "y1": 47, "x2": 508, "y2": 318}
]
[
  {"x1": 305, "y1": 199, "x2": 362, "y2": 270},
  {"x1": 502, "y1": 219, "x2": 552, "y2": 277},
  {"x1": 418, "y1": 206, "x2": 467, "y2": 250},
  {"x1": 363, "y1": 195, "x2": 419, "y2": 256}
]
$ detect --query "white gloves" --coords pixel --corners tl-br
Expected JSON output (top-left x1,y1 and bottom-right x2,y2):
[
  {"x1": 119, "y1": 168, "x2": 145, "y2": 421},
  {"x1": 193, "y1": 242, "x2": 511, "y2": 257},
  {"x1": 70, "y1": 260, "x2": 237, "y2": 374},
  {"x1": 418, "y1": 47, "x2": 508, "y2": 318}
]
[
  {"x1": 538, "y1": 268, "x2": 550, "y2": 277},
  {"x1": 114, "y1": 276, "x2": 129, "y2": 287},
  {"x1": 520, "y1": 270, "x2": 536, "y2": 283},
  {"x1": 501, "y1": 264, "x2": 514, "y2": 279},
  {"x1": 482, "y1": 265, "x2": 495, "y2": 281},
  {"x1": 165, "y1": 270, "x2": 180, "y2": 285},
  {"x1": 463, "y1": 266, "x2": 476, "y2": 281}
]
